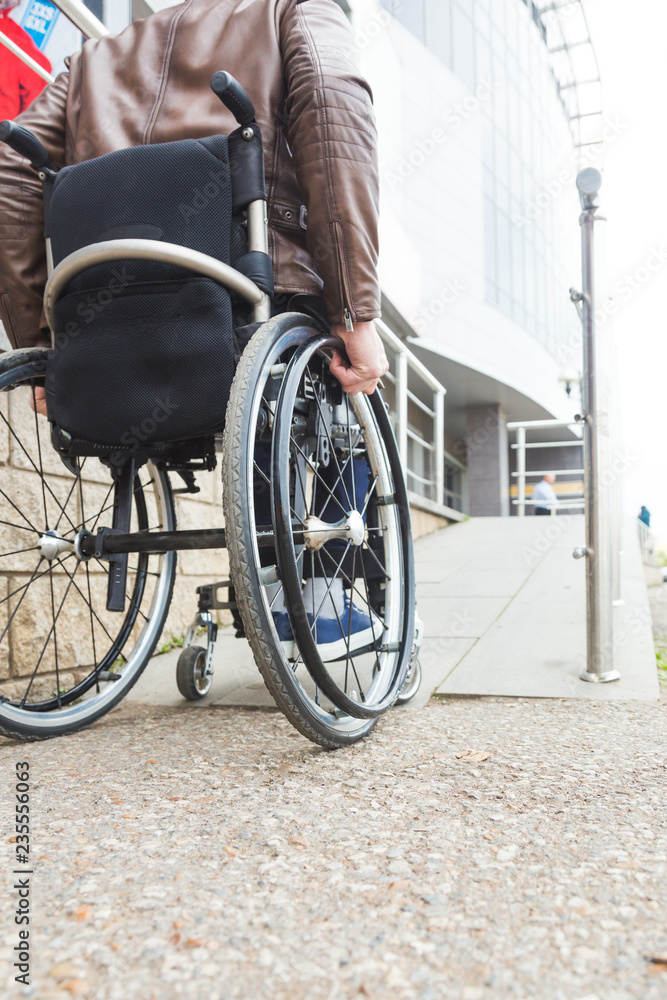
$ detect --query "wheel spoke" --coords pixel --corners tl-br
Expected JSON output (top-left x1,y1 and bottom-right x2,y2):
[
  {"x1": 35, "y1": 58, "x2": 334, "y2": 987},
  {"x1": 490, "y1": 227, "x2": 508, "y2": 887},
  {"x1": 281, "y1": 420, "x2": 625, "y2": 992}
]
[
  {"x1": 309, "y1": 542, "x2": 352, "y2": 628},
  {"x1": 345, "y1": 394, "x2": 356, "y2": 511},
  {"x1": 0, "y1": 486, "x2": 40, "y2": 536},
  {"x1": 305, "y1": 364, "x2": 352, "y2": 510},
  {"x1": 361, "y1": 476, "x2": 379, "y2": 518},
  {"x1": 0, "y1": 406, "x2": 79, "y2": 534},
  {"x1": 319, "y1": 544, "x2": 388, "y2": 629},
  {"x1": 20, "y1": 561, "x2": 81, "y2": 707},
  {"x1": 359, "y1": 538, "x2": 384, "y2": 681},
  {"x1": 0, "y1": 558, "x2": 44, "y2": 648},
  {"x1": 32, "y1": 387, "x2": 50, "y2": 530},
  {"x1": 315, "y1": 548, "x2": 365, "y2": 701},
  {"x1": 0, "y1": 545, "x2": 41, "y2": 560},
  {"x1": 77, "y1": 463, "x2": 101, "y2": 694},
  {"x1": 0, "y1": 517, "x2": 40, "y2": 535},
  {"x1": 0, "y1": 553, "x2": 75, "y2": 608},
  {"x1": 47, "y1": 563, "x2": 62, "y2": 707},
  {"x1": 56, "y1": 559, "x2": 129, "y2": 664},
  {"x1": 291, "y1": 438, "x2": 347, "y2": 519},
  {"x1": 53, "y1": 460, "x2": 84, "y2": 534},
  {"x1": 361, "y1": 540, "x2": 390, "y2": 580}
]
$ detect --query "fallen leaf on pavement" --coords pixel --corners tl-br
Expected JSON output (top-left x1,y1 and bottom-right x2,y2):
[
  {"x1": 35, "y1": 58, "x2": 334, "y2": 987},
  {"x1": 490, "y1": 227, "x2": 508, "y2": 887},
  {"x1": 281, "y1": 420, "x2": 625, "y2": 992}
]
[
  {"x1": 455, "y1": 750, "x2": 491, "y2": 762},
  {"x1": 49, "y1": 962, "x2": 81, "y2": 980},
  {"x1": 61, "y1": 980, "x2": 89, "y2": 996}
]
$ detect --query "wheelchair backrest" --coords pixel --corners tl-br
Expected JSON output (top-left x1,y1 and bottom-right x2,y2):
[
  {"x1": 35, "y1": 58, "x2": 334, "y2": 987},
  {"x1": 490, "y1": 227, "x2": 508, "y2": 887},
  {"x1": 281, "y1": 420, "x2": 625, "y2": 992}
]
[{"x1": 44, "y1": 135, "x2": 268, "y2": 449}]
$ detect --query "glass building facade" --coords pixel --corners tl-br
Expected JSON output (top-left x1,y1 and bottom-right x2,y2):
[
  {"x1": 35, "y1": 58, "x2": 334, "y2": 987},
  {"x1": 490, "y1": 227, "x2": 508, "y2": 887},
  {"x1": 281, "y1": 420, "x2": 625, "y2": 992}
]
[{"x1": 381, "y1": 0, "x2": 579, "y2": 365}]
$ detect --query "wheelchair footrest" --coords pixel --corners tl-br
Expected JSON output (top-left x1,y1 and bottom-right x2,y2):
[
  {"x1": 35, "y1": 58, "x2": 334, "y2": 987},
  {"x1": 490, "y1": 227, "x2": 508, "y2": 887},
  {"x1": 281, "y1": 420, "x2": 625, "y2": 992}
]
[{"x1": 196, "y1": 580, "x2": 237, "y2": 612}]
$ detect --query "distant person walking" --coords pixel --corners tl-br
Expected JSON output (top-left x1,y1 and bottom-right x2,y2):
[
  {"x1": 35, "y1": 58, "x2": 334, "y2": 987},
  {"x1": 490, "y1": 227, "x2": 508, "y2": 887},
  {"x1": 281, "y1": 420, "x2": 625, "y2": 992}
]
[
  {"x1": 0, "y1": 1, "x2": 51, "y2": 120},
  {"x1": 532, "y1": 473, "x2": 558, "y2": 516},
  {"x1": 638, "y1": 505, "x2": 650, "y2": 527}
]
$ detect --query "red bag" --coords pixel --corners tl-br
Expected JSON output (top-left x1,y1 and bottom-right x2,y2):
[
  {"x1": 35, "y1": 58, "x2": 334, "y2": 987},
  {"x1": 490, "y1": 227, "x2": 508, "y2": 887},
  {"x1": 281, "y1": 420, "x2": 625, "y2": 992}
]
[{"x1": 0, "y1": 11, "x2": 52, "y2": 120}]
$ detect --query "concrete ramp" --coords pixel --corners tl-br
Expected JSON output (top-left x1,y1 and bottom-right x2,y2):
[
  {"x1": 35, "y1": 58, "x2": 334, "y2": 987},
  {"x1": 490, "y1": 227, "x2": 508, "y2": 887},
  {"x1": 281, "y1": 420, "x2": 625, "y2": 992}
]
[{"x1": 415, "y1": 515, "x2": 659, "y2": 701}]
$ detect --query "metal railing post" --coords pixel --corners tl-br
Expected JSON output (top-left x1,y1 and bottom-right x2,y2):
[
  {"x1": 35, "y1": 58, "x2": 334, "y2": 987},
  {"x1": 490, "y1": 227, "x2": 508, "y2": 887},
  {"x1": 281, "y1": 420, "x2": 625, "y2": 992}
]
[
  {"x1": 51, "y1": 0, "x2": 108, "y2": 39},
  {"x1": 574, "y1": 168, "x2": 619, "y2": 683},
  {"x1": 435, "y1": 390, "x2": 445, "y2": 507},
  {"x1": 396, "y1": 349, "x2": 409, "y2": 471},
  {"x1": 0, "y1": 32, "x2": 55, "y2": 84},
  {"x1": 516, "y1": 425, "x2": 526, "y2": 517}
]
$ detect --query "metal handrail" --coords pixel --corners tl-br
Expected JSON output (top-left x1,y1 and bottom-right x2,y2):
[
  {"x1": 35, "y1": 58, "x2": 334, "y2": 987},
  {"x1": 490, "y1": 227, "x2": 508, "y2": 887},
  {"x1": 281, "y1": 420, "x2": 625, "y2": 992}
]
[
  {"x1": 510, "y1": 418, "x2": 584, "y2": 517},
  {"x1": 376, "y1": 317, "x2": 449, "y2": 510},
  {"x1": 0, "y1": 0, "x2": 107, "y2": 85},
  {"x1": 51, "y1": 0, "x2": 107, "y2": 39},
  {"x1": 0, "y1": 31, "x2": 54, "y2": 84},
  {"x1": 638, "y1": 520, "x2": 658, "y2": 568}
]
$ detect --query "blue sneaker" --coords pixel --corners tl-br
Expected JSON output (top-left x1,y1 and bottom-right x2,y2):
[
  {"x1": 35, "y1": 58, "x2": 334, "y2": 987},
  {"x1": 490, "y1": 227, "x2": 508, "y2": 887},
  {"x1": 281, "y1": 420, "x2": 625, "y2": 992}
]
[
  {"x1": 272, "y1": 612, "x2": 295, "y2": 660},
  {"x1": 309, "y1": 596, "x2": 383, "y2": 662}
]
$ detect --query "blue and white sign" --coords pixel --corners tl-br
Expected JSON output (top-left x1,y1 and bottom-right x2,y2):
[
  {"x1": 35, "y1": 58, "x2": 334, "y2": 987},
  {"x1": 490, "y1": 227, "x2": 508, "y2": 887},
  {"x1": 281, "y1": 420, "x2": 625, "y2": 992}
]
[{"x1": 20, "y1": 1, "x2": 60, "y2": 51}]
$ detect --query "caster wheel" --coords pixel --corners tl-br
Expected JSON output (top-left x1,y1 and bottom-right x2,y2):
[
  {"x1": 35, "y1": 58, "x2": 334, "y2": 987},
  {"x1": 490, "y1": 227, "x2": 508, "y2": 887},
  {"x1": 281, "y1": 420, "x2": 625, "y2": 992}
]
[
  {"x1": 176, "y1": 646, "x2": 212, "y2": 700},
  {"x1": 395, "y1": 657, "x2": 422, "y2": 705}
]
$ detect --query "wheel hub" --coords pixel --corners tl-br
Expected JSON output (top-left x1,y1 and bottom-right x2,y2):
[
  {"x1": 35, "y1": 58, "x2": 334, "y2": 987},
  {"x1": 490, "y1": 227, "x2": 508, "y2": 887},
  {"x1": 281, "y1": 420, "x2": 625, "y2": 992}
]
[
  {"x1": 303, "y1": 509, "x2": 365, "y2": 550},
  {"x1": 39, "y1": 530, "x2": 74, "y2": 561}
]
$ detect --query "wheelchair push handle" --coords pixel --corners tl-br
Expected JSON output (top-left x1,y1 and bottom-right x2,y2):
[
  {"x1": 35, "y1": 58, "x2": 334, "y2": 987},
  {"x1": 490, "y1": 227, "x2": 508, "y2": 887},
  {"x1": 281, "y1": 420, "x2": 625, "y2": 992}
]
[
  {"x1": 210, "y1": 72, "x2": 256, "y2": 127},
  {"x1": 0, "y1": 120, "x2": 51, "y2": 170}
]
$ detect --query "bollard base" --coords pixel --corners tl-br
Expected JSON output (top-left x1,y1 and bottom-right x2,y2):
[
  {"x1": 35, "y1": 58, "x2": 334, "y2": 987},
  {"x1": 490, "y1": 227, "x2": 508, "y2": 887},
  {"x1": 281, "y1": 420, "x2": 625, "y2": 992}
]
[{"x1": 580, "y1": 669, "x2": 621, "y2": 683}]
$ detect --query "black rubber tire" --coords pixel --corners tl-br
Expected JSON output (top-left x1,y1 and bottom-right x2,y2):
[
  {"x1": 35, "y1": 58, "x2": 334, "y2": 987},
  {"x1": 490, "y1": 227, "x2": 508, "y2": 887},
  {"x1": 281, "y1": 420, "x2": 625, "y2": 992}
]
[
  {"x1": 222, "y1": 313, "x2": 379, "y2": 748},
  {"x1": 176, "y1": 646, "x2": 211, "y2": 700}
]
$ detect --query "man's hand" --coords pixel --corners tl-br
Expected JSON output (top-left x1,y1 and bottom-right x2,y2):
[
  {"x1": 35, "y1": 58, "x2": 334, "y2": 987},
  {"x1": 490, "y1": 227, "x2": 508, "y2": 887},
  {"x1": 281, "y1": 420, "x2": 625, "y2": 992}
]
[
  {"x1": 30, "y1": 386, "x2": 48, "y2": 418},
  {"x1": 329, "y1": 320, "x2": 389, "y2": 396}
]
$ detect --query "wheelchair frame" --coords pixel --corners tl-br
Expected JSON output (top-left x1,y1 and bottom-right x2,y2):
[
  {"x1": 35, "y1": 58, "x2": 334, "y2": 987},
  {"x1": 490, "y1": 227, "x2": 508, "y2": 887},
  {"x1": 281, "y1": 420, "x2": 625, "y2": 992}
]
[{"x1": 0, "y1": 72, "x2": 422, "y2": 747}]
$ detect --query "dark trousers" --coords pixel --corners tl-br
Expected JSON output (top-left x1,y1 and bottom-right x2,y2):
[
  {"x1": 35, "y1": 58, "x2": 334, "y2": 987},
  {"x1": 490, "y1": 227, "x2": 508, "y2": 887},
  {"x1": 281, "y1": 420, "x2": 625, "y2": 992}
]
[{"x1": 534, "y1": 507, "x2": 551, "y2": 516}]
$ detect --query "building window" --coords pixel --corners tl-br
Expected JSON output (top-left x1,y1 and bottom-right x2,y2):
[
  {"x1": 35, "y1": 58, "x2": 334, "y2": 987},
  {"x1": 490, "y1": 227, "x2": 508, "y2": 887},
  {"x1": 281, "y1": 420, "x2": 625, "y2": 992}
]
[{"x1": 381, "y1": 0, "x2": 425, "y2": 43}]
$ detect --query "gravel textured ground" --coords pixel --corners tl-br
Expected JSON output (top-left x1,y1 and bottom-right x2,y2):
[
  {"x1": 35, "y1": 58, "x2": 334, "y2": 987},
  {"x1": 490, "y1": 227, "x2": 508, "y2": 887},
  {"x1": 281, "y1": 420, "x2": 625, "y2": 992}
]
[{"x1": 1, "y1": 691, "x2": 666, "y2": 1000}]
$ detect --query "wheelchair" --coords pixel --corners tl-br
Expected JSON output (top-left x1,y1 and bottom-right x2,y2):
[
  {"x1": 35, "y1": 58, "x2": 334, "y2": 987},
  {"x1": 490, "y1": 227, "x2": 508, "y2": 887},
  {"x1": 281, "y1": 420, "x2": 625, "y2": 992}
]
[{"x1": 0, "y1": 73, "x2": 422, "y2": 749}]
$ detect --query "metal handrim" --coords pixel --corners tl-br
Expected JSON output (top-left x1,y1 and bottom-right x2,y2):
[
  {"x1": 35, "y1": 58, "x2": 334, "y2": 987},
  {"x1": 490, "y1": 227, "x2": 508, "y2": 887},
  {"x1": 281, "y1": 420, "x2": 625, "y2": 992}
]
[{"x1": 271, "y1": 336, "x2": 413, "y2": 719}]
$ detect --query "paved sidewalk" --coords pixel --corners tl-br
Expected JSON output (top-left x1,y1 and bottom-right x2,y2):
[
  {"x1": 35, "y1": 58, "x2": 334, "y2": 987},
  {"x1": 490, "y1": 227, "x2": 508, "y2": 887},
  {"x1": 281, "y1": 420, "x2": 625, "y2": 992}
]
[
  {"x1": 426, "y1": 516, "x2": 658, "y2": 701},
  {"x1": 1, "y1": 696, "x2": 665, "y2": 1000},
  {"x1": 129, "y1": 515, "x2": 658, "y2": 710}
]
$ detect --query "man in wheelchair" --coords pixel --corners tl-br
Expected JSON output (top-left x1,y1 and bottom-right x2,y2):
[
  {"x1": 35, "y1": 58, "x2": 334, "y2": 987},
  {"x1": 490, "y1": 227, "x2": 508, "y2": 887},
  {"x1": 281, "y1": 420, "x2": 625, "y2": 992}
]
[{"x1": 0, "y1": 0, "x2": 420, "y2": 747}]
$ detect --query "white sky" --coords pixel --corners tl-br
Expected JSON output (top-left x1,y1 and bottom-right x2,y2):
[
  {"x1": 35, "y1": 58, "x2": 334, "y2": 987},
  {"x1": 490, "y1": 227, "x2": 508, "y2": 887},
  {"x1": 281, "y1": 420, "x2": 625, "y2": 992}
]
[{"x1": 584, "y1": 0, "x2": 667, "y2": 546}]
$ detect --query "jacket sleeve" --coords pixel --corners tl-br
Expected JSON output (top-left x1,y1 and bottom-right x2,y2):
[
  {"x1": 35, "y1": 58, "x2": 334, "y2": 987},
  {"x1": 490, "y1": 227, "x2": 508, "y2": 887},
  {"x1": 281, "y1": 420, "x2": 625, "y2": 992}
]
[
  {"x1": 0, "y1": 71, "x2": 69, "y2": 349},
  {"x1": 279, "y1": 0, "x2": 381, "y2": 326}
]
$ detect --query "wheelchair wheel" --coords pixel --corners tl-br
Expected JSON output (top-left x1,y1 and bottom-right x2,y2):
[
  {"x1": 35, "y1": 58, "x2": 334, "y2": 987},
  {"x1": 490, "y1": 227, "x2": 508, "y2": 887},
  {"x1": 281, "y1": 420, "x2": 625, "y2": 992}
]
[
  {"x1": 395, "y1": 656, "x2": 422, "y2": 705},
  {"x1": 0, "y1": 363, "x2": 176, "y2": 740},
  {"x1": 222, "y1": 314, "x2": 415, "y2": 748},
  {"x1": 176, "y1": 645, "x2": 211, "y2": 700},
  {"x1": 272, "y1": 334, "x2": 415, "y2": 717}
]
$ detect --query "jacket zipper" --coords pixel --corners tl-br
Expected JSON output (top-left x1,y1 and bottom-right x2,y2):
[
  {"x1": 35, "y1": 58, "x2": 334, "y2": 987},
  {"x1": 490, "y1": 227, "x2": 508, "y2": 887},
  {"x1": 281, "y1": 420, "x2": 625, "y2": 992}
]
[{"x1": 332, "y1": 221, "x2": 354, "y2": 332}]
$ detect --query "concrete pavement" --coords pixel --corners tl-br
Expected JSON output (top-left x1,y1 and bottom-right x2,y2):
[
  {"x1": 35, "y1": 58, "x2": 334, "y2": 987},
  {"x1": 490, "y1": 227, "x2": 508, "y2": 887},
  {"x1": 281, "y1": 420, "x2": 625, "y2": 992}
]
[{"x1": 129, "y1": 514, "x2": 659, "y2": 711}]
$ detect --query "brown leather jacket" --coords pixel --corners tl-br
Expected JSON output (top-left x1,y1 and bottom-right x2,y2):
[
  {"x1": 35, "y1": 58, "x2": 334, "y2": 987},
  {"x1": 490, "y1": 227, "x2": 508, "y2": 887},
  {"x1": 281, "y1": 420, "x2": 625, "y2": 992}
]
[{"x1": 0, "y1": 0, "x2": 380, "y2": 349}]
